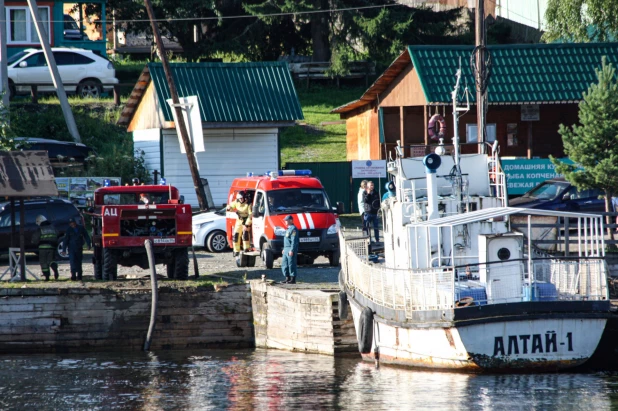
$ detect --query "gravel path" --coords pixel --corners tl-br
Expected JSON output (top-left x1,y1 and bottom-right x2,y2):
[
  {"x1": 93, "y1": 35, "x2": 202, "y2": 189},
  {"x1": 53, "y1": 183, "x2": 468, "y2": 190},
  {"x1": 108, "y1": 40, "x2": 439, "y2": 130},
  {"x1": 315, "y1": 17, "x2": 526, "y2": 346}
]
[{"x1": 0, "y1": 249, "x2": 340, "y2": 284}]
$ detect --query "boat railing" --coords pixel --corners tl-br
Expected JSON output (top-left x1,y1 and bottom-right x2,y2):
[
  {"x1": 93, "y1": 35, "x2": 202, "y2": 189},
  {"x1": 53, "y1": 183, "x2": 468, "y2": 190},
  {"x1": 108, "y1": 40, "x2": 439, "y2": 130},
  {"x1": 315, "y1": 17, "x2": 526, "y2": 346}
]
[
  {"x1": 401, "y1": 178, "x2": 471, "y2": 221},
  {"x1": 340, "y1": 232, "x2": 608, "y2": 319}
]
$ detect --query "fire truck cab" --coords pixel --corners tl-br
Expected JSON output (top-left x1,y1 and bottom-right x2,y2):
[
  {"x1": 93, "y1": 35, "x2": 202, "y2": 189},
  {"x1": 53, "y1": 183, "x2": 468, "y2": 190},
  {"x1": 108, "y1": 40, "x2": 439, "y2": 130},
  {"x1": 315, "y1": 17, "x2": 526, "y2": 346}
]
[{"x1": 226, "y1": 170, "x2": 342, "y2": 269}]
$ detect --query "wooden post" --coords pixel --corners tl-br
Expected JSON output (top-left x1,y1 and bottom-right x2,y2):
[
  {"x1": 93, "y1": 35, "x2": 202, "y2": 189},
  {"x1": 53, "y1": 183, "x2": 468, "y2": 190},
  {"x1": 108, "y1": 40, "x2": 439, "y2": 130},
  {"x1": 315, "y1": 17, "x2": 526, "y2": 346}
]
[
  {"x1": 527, "y1": 122, "x2": 533, "y2": 159},
  {"x1": 475, "y1": 0, "x2": 486, "y2": 154},
  {"x1": 143, "y1": 0, "x2": 208, "y2": 211},
  {"x1": 10, "y1": 198, "x2": 15, "y2": 248},
  {"x1": 113, "y1": 85, "x2": 120, "y2": 106},
  {"x1": 19, "y1": 199, "x2": 25, "y2": 281},
  {"x1": 30, "y1": 86, "x2": 38, "y2": 104},
  {"x1": 0, "y1": 0, "x2": 8, "y2": 108},
  {"x1": 423, "y1": 105, "x2": 429, "y2": 146}
]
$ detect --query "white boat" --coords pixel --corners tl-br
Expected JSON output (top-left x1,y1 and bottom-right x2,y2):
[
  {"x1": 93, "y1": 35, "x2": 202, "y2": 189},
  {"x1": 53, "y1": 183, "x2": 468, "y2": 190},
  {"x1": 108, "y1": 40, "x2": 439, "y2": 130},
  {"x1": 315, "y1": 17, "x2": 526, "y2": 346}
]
[{"x1": 338, "y1": 68, "x2": 610, "y2": 372}]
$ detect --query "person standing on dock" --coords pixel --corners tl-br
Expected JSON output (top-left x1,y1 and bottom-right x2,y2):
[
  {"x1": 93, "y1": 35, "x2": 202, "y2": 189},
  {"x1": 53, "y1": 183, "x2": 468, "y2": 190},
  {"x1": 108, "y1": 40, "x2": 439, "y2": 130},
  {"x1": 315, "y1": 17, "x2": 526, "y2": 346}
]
[
  {"x1": 63, "y1": 218, "x2": 91, "y2": 281},
  {"x1": 363, "y1": 181, "x2": 380, "y2": 242},
  {"x1": 280, "y1": 215, "x2": 299, "y2": 284},
  {"x1": 227, "y1": 191, "x2": 253, "y2": 256},
  {"x1": 33, "y1": 215, "x2": 59, "y2": 281},
  {"x1": 357, "y1": 180, "x2": 368, "y2": 224}
]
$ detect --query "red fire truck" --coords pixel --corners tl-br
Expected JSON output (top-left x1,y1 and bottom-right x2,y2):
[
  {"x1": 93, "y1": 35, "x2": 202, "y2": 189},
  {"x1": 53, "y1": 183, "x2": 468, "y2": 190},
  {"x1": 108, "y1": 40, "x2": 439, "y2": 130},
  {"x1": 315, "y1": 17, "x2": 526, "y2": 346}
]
[
  {"x1": 90, "y1": 184, "x2": 192, "y2": 280},
  {"x1": 226, "y1": 170, "x2": 343, "y2": 268}
]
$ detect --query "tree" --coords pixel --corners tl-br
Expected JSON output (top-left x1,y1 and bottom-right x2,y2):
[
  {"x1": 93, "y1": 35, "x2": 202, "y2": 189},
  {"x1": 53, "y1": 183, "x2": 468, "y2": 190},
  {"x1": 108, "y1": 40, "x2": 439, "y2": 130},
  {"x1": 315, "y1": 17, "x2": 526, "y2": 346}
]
[
  {"x1": 543, "y1": 0, "x2": 618, "y2": 43},
  {"x1": 550, "y1": 58, "x2": 618, "y2": 234},
  {"x1": 0, "y1": 95, "x2": 16, "y2": 152}
]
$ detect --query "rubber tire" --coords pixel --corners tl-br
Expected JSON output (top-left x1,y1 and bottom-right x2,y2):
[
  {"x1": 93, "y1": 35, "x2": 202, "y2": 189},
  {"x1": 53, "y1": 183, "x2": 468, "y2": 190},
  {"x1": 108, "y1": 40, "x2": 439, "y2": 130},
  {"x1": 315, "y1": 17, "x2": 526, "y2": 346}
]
[
  {"x1": 236, "y1": 252, "x2": 248, "y2": 268},
  {"x1": 338, "y1": 291, "x2": 348, "y2": 320},
  {"x1": 262, "y1": 244, "x2": 274, "y2": 269},
  {"x1": 206, "y1": 230, "x2": 228, "y2": 253},
  {"x1": 77, "y1": 79, "x2": 102, "y2": 98},
  {"x1": 329, "y1": 250, "x2": 340, "y2": 267},
  {"x1": 93, "y1": 246, "x2": 102, "y2": 280},
  {"x1": 246, "y1": 255, "x2": 256, "y2": 267},
  {"x1": 358, "y1": 307, "x2": 374, "y2": 354},
  {"x1": 173, "y1": 248, "x2": 189, "y2": 280},
  {"x1": 102, "y1": 248, "x2": 117, "y2": 281},
  {"x1": 338, "y1": 269, "x2": 345, "y2": 292},
  {"x1": 55, "y1": 237, "x2": 69, "y2": 260}
]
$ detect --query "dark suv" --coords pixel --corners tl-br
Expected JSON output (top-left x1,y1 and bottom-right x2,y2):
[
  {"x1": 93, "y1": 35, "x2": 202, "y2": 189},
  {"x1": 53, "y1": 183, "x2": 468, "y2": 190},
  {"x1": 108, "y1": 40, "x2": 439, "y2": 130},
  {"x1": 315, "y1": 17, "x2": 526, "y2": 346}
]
[
  {"x1": 509, "y1": 178, "x2": 605, "y2": 212},
  {"x1": 0, "y1": 198, "x2": 82, "y2": 259}
]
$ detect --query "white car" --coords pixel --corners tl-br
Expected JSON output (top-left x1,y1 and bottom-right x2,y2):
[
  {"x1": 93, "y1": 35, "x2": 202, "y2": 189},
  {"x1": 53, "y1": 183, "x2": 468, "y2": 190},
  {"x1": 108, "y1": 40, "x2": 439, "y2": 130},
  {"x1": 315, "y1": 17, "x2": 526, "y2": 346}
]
[
  {"x1": 7, "y1": 48, "x2": 119, "y2": 99},
  {"x1": 192, "y1": 208, "x2": 229, "y2": 253}
]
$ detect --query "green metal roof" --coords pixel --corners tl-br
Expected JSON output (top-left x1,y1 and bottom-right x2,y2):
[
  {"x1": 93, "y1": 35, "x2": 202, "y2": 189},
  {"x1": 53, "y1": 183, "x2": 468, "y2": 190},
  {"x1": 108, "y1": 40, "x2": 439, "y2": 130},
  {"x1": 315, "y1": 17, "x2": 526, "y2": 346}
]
[
  {"x1": 148, "y1": 62, "x2": 304, "y2": 123},
  {"x1": 409, "y1": 43, "x2": 618, "y2": 104}
]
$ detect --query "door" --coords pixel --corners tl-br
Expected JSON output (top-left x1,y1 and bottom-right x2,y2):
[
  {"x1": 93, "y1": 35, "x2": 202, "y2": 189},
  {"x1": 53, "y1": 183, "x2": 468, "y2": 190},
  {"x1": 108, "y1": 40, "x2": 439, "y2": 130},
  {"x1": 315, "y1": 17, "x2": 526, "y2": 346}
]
[
  {"x1": 14, "y1": 52, "x2": 49, "y2": 92},
  {"x1": 252, "y1": 191, "x2": 266, "y2": 248}
]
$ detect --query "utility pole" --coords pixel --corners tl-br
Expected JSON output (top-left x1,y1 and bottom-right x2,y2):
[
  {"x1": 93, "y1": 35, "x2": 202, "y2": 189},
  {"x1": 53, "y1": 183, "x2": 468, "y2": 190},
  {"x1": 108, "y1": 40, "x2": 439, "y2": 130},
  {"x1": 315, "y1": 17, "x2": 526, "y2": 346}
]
[
  {"x1": 27, "y1": 0, "x2": 81, "y2": 143},
  {"x1": 0, "y1": 0, "x2": 8, "y2": 108},
  {"x1": 474, "y1": 0, "x2": 487, "y2": 154},
  {"x1": 143, "y1": 0, "x2": 207, "y2": 211}
]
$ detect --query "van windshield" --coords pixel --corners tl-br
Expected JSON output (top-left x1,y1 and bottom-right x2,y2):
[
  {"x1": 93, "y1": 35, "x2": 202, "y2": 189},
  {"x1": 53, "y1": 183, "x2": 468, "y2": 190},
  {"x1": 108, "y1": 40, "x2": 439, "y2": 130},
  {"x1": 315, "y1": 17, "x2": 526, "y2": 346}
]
[
  {"x1": 266, "y1": 189, "x2": 331, "y2": 214},
  {"x1": 523, "y1": 181, "x2": 569, "y2": 200}
]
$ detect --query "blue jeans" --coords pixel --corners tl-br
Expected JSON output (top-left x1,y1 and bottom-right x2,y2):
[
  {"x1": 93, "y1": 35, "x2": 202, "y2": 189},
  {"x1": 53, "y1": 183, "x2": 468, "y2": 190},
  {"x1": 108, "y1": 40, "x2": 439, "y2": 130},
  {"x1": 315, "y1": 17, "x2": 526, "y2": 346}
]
[{"x1": 363, "y1": 213, "x2": 379, "y2": 242}]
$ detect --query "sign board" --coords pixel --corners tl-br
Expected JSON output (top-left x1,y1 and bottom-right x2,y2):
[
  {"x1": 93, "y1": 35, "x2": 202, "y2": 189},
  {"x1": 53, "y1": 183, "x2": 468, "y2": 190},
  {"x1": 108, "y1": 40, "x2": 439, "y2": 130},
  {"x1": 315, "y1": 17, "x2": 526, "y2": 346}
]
[
  {"x1": 352, "y1": 160, "x2": 386, "y2": 179},
  {"x1": 502, "y1": 158, "x2": 573, "y2": 195},
  {"x1": 166, "y1": 95, "x2": 205, "y2": 153},
  {"x1": 55, "y1": 177, "x2": 121, "y2": 207},
  {"x1": 521, "y1": 104, "x2": 540, "y2": 121}
]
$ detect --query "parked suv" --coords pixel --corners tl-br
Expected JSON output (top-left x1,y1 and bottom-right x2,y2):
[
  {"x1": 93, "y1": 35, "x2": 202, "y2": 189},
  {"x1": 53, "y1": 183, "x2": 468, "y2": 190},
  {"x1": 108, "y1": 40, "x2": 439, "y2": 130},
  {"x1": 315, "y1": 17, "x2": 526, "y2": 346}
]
[
  {"x1": 509, "y1": 178, "x2": 605, "y2": 212},
  {"x1": 7, "y1": 48, "x2": 118, "y2": 99},
  {"x1": 0, "y1": 198, "x2": 83, "y2": 259}
]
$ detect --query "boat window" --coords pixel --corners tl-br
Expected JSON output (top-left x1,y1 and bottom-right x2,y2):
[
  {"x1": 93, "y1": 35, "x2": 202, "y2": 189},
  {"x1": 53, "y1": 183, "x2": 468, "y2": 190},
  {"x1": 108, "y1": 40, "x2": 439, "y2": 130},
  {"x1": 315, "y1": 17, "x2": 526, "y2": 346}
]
[{"x1": 266, "y1": 189, "x2": 331, "y2": 214}]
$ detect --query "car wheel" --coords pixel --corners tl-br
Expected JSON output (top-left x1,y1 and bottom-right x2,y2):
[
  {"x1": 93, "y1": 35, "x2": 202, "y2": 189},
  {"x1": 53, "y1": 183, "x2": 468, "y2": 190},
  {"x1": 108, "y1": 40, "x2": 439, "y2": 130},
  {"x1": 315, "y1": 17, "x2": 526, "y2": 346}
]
[
  {"x1": 56, "y1": 237, "x2": 69, "y2": 260},
  {"x1": 77, "y1": 79, "x2": 102, "y2": 98},
  {"x1": 207, "y1": 230, "x2": 228, "y2": 253}
]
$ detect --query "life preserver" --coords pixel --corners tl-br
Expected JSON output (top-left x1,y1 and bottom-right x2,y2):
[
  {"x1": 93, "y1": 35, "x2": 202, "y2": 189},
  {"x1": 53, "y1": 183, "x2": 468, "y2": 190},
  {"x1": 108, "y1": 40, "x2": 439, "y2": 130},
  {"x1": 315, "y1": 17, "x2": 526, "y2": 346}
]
[
  {"x1": 428, "y1": 114, "x2": 446, "y2": 140},
  {"x1": 456, "y1": 296, "x2": 474, "y2": 307},
  {"x1": 358, "y1": 307, "x2": 374, "y2": 354}
]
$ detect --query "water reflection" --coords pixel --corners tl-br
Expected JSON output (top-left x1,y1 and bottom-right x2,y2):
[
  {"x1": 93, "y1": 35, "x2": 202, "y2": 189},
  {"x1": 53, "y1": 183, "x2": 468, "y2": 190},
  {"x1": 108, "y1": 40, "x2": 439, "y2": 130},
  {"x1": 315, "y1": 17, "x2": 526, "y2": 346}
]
[{"x1": 0, "y1": 349, "x2": 617, "y2": 410}]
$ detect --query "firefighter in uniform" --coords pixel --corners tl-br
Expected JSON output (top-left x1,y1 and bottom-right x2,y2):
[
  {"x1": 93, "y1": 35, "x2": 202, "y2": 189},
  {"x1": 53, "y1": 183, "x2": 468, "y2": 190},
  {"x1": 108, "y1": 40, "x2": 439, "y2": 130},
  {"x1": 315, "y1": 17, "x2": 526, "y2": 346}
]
[
  {"x1": 227, "y1": 191, "x2": 252, "y2": 255},
  {"x1": 32, "y1": 215, "x2": 59, "y2": 281},
  {"x1": 280, "y1": 215, "x2": 299, "y2": 284}
]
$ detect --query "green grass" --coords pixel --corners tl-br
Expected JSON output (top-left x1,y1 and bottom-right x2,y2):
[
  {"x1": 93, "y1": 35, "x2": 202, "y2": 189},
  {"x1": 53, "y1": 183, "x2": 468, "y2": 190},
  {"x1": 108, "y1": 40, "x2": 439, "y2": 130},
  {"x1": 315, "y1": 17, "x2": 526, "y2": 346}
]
[{"x1": 280, "y1": 84, "x2": 365, "y2": 165}]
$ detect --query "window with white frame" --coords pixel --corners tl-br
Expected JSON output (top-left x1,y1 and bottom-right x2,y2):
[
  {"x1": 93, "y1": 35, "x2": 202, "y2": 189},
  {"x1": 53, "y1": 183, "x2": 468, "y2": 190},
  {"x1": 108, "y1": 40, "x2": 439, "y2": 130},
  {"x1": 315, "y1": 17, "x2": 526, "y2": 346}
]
[
  {"x1": 6, "y1": 7, "x2": 50, "y2": 44},
  {"x1": 466, "y1": 123, "x2": 497, "y2": 143}
]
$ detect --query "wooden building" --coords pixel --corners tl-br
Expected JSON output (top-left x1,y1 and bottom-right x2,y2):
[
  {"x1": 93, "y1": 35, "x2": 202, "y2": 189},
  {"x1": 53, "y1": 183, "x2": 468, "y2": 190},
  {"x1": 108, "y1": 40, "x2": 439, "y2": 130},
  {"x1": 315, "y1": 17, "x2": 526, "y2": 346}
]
[
  {"x1": 333, "y1": 43, "x2": 618, "y2": 161},
  {"x1": 117, "y1": 62, "x2": 303, "y2": 207}
]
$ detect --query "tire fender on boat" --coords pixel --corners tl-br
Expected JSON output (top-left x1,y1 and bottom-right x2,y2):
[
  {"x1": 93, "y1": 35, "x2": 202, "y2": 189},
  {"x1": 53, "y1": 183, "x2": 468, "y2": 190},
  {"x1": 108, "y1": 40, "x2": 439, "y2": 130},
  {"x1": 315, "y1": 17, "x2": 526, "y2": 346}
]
[
  {"x1": 338, "y1": 269, "x2": 345, "y2": 292},
  {"x1": 428, "y1": 114, "x2": 446, "y2": 141},
  {"x1": 358, "y1": 307, "x2": 374, "y2": 354},
  {"x1": 338, "y1": 291, "x2": 348, "y2": 320}
]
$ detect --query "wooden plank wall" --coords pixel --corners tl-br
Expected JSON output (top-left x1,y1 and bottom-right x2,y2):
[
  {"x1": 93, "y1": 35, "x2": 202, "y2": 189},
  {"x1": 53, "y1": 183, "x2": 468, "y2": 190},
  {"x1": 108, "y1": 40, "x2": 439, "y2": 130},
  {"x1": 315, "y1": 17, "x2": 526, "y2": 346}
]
[
  {"x1": 250, "y1": 281, "x2": 358, "y2": 355},
  {"x1": 0, "y1": 284, "x2": 254, "y2": 354}
]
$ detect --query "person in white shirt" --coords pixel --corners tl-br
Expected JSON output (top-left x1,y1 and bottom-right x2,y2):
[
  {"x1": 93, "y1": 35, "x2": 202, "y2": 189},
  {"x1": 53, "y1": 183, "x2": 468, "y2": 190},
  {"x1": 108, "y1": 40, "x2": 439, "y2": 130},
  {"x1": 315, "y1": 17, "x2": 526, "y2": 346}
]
[{"x1": 357, "y1": 180, "x2": 368, "y2": 224}]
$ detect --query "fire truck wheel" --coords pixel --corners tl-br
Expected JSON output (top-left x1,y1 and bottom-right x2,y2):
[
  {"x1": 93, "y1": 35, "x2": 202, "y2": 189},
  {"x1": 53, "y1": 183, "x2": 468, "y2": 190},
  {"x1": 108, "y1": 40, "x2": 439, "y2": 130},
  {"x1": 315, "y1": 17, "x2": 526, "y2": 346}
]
[
  {"x1": 328, "y1": 250, "x2": 340, "y2": 267},
  {"x1": 93, "y1": 246, "x2": 103, "y2": 280},
  {"x1": 262, "y1": 244, "x2": 274, "y2": 269},
  {"x1": 166, "y1": 261, "x2": 175, "y2": 279},
  {"x1": 103, "y1": 248, "x2": 118, "y2": 281},
  {"x1": 173, "y1": 248, "x2": 189, "y2": 280}
]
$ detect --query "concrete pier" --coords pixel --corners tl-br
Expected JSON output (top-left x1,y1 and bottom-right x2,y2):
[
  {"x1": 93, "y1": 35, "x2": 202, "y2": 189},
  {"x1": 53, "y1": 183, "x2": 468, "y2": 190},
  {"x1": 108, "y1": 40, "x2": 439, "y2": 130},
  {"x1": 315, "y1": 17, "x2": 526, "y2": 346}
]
[{"x1": 250, "y1": 280, "x2": 358, "y2": 355}]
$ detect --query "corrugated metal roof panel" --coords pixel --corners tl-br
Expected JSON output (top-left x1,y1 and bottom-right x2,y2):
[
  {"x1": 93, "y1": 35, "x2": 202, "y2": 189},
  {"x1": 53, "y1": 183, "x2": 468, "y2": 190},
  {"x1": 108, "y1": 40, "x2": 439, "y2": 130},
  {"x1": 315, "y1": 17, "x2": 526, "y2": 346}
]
[
  {"x1": 148, "y1": 62, "x2": 304, "y2": 123},
  {"x1": 409, "y1": 43, "x2": 618, "y2": 104}
]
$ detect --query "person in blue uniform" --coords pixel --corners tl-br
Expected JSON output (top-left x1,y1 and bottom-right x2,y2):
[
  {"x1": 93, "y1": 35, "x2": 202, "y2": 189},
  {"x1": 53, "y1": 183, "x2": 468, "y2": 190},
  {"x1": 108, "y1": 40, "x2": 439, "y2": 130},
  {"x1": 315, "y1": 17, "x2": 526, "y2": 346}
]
[
  {"x1": 280, "y1": 215, "x2": 299, "y2": 284},
  {"x1": 382, "y1": 181, "x2": 396, "y2": 201},
  {"x1": 63, "y1": 217, "x2": 91, "y2": 281}
]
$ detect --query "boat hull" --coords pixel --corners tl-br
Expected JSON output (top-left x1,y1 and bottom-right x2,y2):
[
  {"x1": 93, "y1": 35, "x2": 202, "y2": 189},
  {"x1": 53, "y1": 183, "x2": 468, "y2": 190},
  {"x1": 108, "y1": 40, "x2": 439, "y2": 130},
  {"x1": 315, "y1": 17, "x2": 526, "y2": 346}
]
[{"x1": 349, "y1": 300, "x2": 607, "y2": 372}]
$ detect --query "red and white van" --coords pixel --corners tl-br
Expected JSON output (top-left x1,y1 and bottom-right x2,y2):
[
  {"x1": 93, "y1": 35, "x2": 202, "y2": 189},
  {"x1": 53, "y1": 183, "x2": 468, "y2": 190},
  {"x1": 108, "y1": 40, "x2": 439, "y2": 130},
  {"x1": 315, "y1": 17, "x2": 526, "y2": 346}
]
[{"x1": 226, "y1": 170, "x2": 342, "y2": 268}]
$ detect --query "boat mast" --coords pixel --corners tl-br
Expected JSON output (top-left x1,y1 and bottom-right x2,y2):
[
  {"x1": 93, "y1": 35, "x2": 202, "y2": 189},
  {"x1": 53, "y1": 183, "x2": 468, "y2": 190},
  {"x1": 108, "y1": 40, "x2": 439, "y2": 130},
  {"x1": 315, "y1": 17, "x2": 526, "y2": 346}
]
[{"x1": 451, "y1": 61, "x2": 468, "y2": 213}]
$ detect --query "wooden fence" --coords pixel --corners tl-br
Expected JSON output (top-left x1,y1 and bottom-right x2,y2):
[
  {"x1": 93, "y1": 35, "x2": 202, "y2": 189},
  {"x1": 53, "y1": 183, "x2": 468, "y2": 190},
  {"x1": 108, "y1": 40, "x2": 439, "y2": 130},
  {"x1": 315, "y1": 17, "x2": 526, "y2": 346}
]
[
  {"x1": 12, "y1": 82, "x2": 134, "y2": 106},
  {"x1": 289, "y1": 61, "x2": 376, "y2": 88}
]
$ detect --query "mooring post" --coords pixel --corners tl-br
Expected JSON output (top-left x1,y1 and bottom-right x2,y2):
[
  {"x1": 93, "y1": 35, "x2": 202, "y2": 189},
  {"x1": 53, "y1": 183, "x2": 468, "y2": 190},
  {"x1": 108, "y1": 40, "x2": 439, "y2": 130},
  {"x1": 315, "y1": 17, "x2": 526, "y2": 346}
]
[{"x1": 143, "y1": 239, "x2": 158, "y2": 351}]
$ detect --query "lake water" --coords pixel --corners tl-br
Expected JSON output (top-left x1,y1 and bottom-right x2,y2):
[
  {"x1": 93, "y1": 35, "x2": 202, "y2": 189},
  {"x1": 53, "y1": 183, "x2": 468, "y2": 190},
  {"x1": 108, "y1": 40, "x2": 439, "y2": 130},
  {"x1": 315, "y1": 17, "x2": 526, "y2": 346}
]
[{"x1": 1, "y1": 349, "x2": 618, "y2": 410}]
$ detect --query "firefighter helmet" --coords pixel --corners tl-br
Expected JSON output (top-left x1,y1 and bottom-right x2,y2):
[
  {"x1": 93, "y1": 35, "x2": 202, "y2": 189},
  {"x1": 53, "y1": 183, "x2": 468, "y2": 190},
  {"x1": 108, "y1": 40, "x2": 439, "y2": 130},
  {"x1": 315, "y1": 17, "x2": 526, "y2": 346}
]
[{"x1": 35, "y1": 215, "x2": 47, "y2": 225}]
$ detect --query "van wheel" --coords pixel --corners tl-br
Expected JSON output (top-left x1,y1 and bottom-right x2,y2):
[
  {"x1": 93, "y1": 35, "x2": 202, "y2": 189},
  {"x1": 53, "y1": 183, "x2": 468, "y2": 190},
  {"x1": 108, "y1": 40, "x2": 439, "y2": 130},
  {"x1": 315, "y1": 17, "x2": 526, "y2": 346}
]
[
  {"x1": 262, "y1": 244, "x2": 274, "y2": 269},
  {"x1": 102, "y1": 248, "x2": 117, "y2": 281},
  {"x1": 328, "y1": 250, "x2": 340, "y2": 267}
]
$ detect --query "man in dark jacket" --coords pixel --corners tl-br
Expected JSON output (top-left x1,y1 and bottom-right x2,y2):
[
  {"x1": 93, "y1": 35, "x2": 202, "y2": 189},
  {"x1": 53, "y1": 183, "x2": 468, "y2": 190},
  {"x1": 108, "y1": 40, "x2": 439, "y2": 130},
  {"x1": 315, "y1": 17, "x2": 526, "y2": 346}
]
[
  {"x1": 32, "y1": 215, "x2": 59, "y2": 281},
  {"x1": 362, "y1": 181, "x2": 380, "y2": 242},
  {"x1": 63, "y1": 217, "x2": 91, "y2": 281}
]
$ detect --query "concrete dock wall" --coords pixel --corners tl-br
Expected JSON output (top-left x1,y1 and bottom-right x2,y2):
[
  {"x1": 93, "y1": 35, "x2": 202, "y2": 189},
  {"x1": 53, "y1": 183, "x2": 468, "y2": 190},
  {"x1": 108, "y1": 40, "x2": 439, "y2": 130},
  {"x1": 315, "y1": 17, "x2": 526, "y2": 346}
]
[
  {"x1": 250, "y1": 281, "x2": 358, "y2": 355},
  {"x1": 0, "y1": 284, "x2": 254, "y2": 354}
]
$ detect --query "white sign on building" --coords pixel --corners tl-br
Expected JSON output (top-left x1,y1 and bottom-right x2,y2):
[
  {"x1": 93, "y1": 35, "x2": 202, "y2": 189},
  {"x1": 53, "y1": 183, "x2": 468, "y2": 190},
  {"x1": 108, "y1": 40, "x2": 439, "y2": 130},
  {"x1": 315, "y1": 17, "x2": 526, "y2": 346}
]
[{"x1": 352, "y1": 160, "x2": 386, "y2": 178}]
